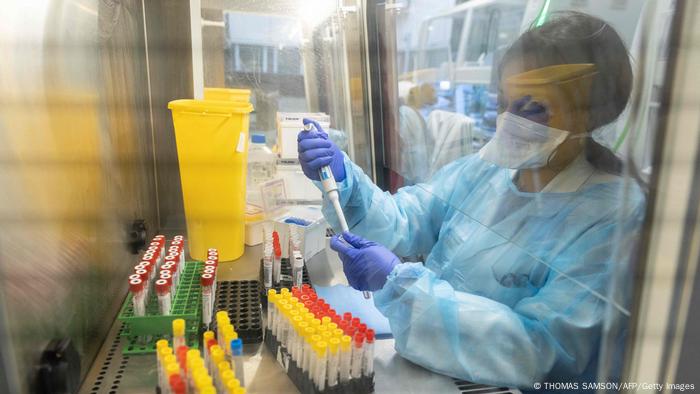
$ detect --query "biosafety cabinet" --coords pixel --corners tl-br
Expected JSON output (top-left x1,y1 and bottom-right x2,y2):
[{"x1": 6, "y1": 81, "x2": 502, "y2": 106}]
[{"x1": 0, "y1": 0, "x2": 699, "y2": 393}]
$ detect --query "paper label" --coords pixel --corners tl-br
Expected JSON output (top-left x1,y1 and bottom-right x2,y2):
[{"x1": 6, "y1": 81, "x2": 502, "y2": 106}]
[{"x1": 236, "y1": 132, "x2": 246, "y2": 153}]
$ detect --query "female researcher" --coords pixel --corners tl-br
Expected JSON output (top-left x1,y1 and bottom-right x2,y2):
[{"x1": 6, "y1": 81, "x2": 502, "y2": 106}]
[{"x1": 298, "y1": 12, "x2": 645, "y2": 388}]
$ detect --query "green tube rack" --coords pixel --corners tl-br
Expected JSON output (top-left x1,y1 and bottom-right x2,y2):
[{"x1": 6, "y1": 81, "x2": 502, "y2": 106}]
[{"x1": 118, "y1": 261, "x2": 202, "y2": 354}]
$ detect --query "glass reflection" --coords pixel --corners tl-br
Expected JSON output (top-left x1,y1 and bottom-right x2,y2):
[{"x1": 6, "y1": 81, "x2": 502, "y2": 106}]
[{"x1": 309, "y1": 5, "x2": 659, "y2": 391}]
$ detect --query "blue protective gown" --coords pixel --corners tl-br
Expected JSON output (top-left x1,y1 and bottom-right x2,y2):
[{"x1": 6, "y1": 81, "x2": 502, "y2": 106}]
[{"x1": 318, "y1": 153, "x2": 645, "y2": 389}]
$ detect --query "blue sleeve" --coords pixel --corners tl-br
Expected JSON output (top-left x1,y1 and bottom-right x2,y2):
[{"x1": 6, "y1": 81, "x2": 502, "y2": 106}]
[
  {"x1": 373, "y1": 206, "x2": 644, "y2": 388},
  {"x1": 317, "y1": 153, "x2": 466, "y2": 258}
]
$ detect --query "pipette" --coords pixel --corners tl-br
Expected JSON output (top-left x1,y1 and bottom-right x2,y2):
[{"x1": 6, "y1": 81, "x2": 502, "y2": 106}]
[{"x1": 303, "y1": 122, "x2": 371, "y2": 300}]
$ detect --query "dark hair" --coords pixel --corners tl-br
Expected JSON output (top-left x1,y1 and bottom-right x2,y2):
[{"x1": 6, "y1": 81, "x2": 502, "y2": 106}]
[{"x1": 498, "y1": 11, "x2": 632, "y2": 175}]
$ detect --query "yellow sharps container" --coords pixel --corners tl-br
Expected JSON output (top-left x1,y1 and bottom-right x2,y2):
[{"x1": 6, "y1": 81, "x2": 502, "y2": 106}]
[
  {"x1": 168, "y1": 99, "x2": 254, "y2": 261},
  {"x1": 203, "y1": 88, "x2": 251, "y2": 103}
]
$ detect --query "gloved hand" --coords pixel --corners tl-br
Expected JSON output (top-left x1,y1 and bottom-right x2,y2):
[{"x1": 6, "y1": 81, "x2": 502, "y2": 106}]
[
  {"x1": 508, "y1": 95, "x2": 549, "y2": 125},
  {"x1": 297, "y1": 118, "x2": 346, "y2": 182},
  {"x1": 330, "y1": 231, "x2": 400, "y2": 291}
]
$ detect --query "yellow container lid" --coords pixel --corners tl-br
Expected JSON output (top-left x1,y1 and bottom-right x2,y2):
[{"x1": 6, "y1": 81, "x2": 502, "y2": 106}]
[
  {"x1": 156, "y1": 339, "x2": 169, "y2": 351},
  {"x1": 168, "y1": 99, "x2": 253, "y2": 114},
  {"x1": 203, "y1": 87, "x2": 251, "y2": 102},
  {"x1": 505, "y1": 64, "x2": 597, "y2": 86},
  {"x1": 333, "y1": 328, "x2": 344, "y2": 338},
  {"x1": 321, "y1": 316, "x2": 331, "y2": 325}
]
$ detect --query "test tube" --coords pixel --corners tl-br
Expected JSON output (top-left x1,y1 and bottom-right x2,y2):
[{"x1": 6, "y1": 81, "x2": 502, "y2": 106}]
[
  {"x1": 210, "y1": 346, "x2": 224, "y2": 377},
  {"x1": 266, "y1": 289, "x2": 277, "y2": 331},
  {"x1": 292, "y1": 250, "x2": 304, "y2": 289},
  {"x1": 155, "y1": 340, "x2": 169, "y2": 391},
  {"x1": 230, "y1": 338, "x2": 244, "y2": 387},
  {"x1": 263, "y1": 247, "x2": 273, "y2": 289},
  {"x1": 158, "y1": 347, "x2": 173, "y2": 391},
  {"x1": 155, "y1": 279, "x2": 171, "y2": 315},
  {"x1": 328, "y1": 337, "x2": 340, "y2": 388},
  {"x1": 165, "y1": 361, "x2": 180, "y2": 393},
  {"x1": 217, "y1": 360, "x2": 231, "y2": 392},
  {"x1": 173, "y1": 319, "x2": 186, "y2": 350},
  {"x1": 273, "y1": 243, "x2": 282, "y2": 285},
  {"x1": 169, "y1": 374, "x2": 186, "y2": 394},
  {"x1": 351, "y1": 332, "x2": 364, "y2": 379},
  {"x1": 201, "y1": 273, "x2": 214, "y2": 329},
  {"x1": 314, "y1": 341, "x2": 328, "y2": 391},
  {"x1": 129, "y1": 278, "x2": 146, "y2": 316},
  {"x1": 339, "y1": 335, "x2": 351, "y2": 383},
  {"x1": 363, "y1": 329, "x2": 375, "y2": 377},
  {"x1": 202, "y1": 331, "x2": 214, "y2": 368}
]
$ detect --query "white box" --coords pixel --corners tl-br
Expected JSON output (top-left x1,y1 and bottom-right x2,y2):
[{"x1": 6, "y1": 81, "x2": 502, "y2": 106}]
[
  {"x1": 272, "y1": 205, "x2": 327, "y2": 261},
  {"x1": 277, "y1": 112, "x2": 330, "y2": 159}
]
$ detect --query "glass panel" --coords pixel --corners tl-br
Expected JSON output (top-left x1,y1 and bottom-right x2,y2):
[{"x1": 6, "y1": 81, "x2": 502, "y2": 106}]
[
  {"x1": 343, "y1": 0, "x2": 676, "y2": 390},
  {"x1": 199, "y1": 1, "x2": 371, "y2": 172}
]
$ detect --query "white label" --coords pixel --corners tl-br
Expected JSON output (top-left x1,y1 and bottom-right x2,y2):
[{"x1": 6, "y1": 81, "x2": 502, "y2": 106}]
[{"x1": 236, "y1": 132, "x2": 246, "y2": 153}]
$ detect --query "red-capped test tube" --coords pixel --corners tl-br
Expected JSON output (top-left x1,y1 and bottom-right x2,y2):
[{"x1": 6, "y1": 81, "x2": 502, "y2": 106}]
[
  {"x1": 129, "y1": 278, "x2": 146, "y2": 316},
  {"x1": 156, "y1": 278, "x2": 171, "y2": 315},
  {"x1": 351, "y1": 332, "x2": 364, "y2": 379},
  {"x1": 363, "y1": 329, "x2": 375, "y2": 377},
  {"x1": 201, "y1": 272, "x2": 215, "y2": 329}
]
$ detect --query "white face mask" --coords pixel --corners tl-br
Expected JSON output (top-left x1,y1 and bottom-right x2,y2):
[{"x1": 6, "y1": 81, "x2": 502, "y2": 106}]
[{"x1": 479, "y1": 112, "x2": 570, "y2": 169}]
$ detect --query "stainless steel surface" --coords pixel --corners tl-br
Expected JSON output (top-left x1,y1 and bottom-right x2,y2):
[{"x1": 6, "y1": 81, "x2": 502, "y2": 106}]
[{"x1": 0, "y1": 1, "x2": 158, "y2": 391}]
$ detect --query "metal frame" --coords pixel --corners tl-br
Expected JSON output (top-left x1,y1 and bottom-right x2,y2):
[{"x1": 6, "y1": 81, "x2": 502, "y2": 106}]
[{"x1": 623, "y1": 0, "x2": 700, "y2": 390}]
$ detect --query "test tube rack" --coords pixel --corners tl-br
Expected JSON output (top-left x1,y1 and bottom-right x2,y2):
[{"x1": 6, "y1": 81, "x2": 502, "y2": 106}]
[
  {"x1": 118, "y1": 261, "x2": 203, "y2": 354},
  {"x1": 212, "y1": 280, "x2": 264, "y2": 344},
  {"x1": 258, "y1": 257, "x2": 312, "y2": 301},
  {"x1": 265, "y1": 333, "x2": 374, "y2": 394}
]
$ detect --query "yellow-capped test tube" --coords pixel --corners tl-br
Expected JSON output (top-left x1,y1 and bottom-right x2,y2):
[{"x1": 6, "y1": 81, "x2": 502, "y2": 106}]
[
  {"x1": 313, "y1": 341, "x2": 328, "y2": 391},
  {"x1": 172, "y1": 319, "x2": 186, "y2": 349},
  {"x1": 226, "y1": 377, "x2": 241, "y2": 393},
  {"x1": 339, "y1": 335, "x2": 352, "y2": 383},
  {"x1": 321, "y1": 316, "x2": 331, "y2": 325},
  {"x1": 328, "y1": 338, "x2": 340, "y2": 387}
]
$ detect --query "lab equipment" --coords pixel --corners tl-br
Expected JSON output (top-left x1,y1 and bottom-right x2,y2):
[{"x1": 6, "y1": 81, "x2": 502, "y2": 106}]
[
  {"x1": 155, "y1": 279, "x2": 171, "y2": 315},
  {"x1": 351, "y1": 332, "x2": 363, "y2": 379},
  {"x1": 363, "y1": 329, "x2": 375, "y2": 377},
  {"x1": 330, "y1": 231, "x2": 400, "y2": 291},
  {"x1": 292, "y1": 250, "x2": 304, "y2": 289},
  {"x1": 230, "y1": 339, "x2": 244, "y2": 387},
  {"x1": 301, "y1": 120, "x2": 348, "y2": 230},
  {"x1": 129, "y1": 278, "x2": 146, "y2": 317},
  {"x1": 264, "y1": 287, "x2": 375, "y2": 393},
  {"x1": 263, "y1": 246, "x2": 273, "y2": 289},
  {"x1": 172, "y1": 319, "x2": 186, "y2": 349},
  {"x1": 328, "y1": 338, "x2": 340, "y2": 388},
  {"x1": 168, "y1": 99, "x2": 253, "y2": 261},
  {"x1": 247, "y1": 133, "x2": 277, "y2": 206},
  {"x1": 272, "y1": 232, "x2": 282, "y2": 285},
  {"x1": 201, "y1": 273, "x2": 215, "y2": 329}
]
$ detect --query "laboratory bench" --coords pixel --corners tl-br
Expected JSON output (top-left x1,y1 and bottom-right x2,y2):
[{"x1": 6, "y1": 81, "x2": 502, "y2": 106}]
[{"x1": 79, "y1": 244, "x2": 519, "y2": 394}]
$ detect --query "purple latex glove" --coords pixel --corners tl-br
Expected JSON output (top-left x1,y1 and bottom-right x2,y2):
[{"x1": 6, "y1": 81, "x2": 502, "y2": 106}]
[
  {"x1": 330, "y1": 231, "x2": 400, "y2": 291},
  {"x1": 297, "y1": 118, "x2": 346, "y2": 182}
]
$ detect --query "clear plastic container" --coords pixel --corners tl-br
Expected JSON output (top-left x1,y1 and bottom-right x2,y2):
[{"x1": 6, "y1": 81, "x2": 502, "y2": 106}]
[{"x1": 247, "y1": 133, "x2": 277, "y2": 206}]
